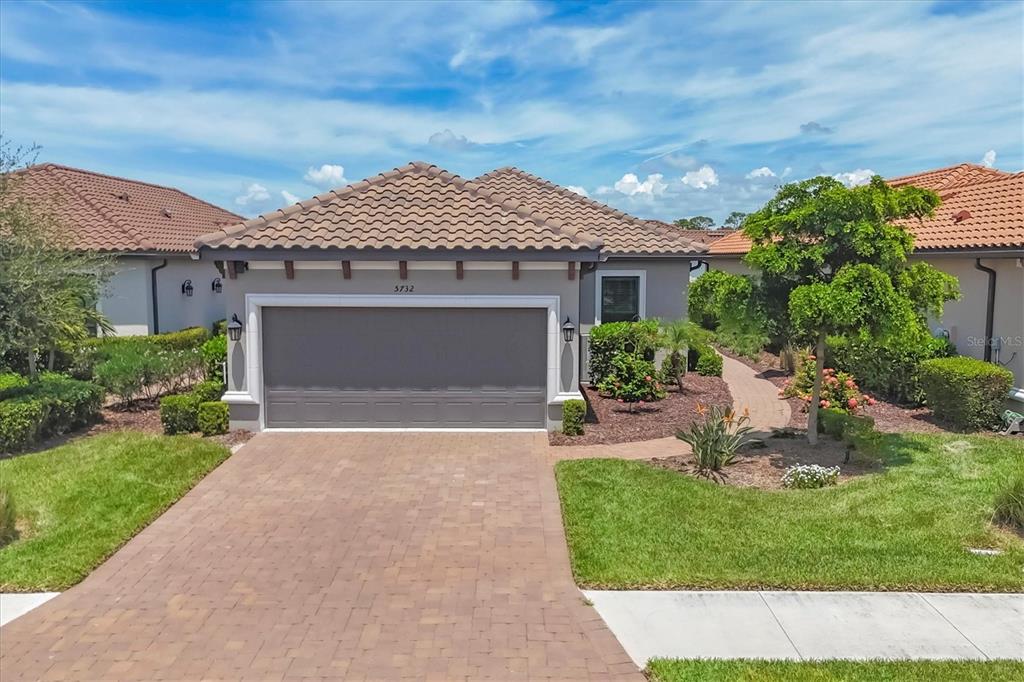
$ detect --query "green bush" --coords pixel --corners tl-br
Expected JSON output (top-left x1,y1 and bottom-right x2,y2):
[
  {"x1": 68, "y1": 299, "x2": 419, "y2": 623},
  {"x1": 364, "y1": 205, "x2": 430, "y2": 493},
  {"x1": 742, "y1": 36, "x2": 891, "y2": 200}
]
[
  {"x1": 0, "y1": 372, "x2": 29, "y2": 399},
  {"x1": 0, "y1": 398, "x2": 48, "y2": 452},
  {"x1": 695, "y1": 348, "x2": 723, "y2": 376},
  {"x1": 213, "y1": 319, "x2": 227, "y2": 336},
  {"x1": 0, "y1": 487, "x2": 16, "y2": 548},
  {"x1": 94, "y1": 342, "x2": 202, "y2": 404},
  {"x1": 192, "y1": 380, "x2": 224, "y2": 403},
  {"x1": 919, "y1": 357, "x2": 1014, "y2": 431},
  {"x1": 159, "y1": 394, "x2": 200, "y2": 435},
  {"x1": 993, "y1": 472, "x2": 1024, "y2": 531},
  {"x1": 596, "y1": 352, "x2": 666, "y2": 409},
  {"x1": 827, "y1": 330, "x2": 956, "y2": 404},
  {"x1": 819, "y1": 408, "x2": 875, "y2": 443},
  {"x1": 197, "y1": 401, "x2": 229, "y2": 436},
  {"x1": 149, "y1": 326, "x2": 210, "y2": 351},
  {"x1": 561, "y1": 399, "x2": 586, "y2": 436},
  {"x1": 689, "y1": 270, "x2": 751, "y2": 329},
  {"x1": 587, "y1": 320, "x2": 662, "y2": 383},
  {"x1": 201, "y1": 334, "x2": 227, "y2": 383}
]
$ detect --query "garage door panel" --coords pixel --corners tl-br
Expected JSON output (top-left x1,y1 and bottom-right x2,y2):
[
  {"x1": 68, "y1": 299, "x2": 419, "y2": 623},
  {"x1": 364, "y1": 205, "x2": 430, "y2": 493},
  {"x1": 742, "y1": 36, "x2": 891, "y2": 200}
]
[{"x1": 262, "y1": 307, "x2": 547, "y2": 428}]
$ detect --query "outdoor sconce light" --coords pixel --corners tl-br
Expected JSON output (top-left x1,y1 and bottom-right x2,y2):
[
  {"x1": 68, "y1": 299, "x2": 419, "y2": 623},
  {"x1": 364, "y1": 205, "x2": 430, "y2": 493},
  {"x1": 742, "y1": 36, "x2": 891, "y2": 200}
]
[
  {"x1": 561, "y1": 316, "x2": 576, "y2": 343},
  {"x1": 181, "y1": 279, "x2": 194, "y2": 297},
  {"x1": 211, "y1": 277, "x2": 223, "y2": 294},
  {"x1": 226, "y1": 314, "x2": 243, "y2": 342}
]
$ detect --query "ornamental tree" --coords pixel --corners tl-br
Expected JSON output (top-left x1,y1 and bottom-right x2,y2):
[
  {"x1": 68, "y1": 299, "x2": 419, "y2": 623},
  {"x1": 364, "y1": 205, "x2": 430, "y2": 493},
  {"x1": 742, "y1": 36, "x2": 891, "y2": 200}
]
[{"x1": 742, "y1": 176, "x2": 957, "y2": 444}]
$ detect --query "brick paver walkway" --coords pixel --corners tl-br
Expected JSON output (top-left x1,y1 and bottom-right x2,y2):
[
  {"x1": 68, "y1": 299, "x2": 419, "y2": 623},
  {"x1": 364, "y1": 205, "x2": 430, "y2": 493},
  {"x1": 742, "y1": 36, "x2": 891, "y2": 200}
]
[
  {"x1": 0, "y1": 433, "x2": 640, "y2": 681},
  {"x1": 552, "y1": 353, "x2": 790, "y2": 460}
]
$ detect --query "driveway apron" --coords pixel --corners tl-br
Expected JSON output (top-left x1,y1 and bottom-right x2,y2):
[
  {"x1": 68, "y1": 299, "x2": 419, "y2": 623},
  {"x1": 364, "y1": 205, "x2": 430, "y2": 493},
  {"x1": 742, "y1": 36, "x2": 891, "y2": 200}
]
[{"x1": 0, "y1": 433, "x2": 639, "y2": 681}]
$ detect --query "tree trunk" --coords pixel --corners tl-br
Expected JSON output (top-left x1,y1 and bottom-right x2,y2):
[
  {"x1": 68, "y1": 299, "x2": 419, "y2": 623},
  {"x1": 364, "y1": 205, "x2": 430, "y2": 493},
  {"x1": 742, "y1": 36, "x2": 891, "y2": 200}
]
[
  {"x1": 807, "y1": 333, "x2": 826, "y2": 446},
  {"x1": 27, "y1": 348, "x2": 38, "y2": 380},
  {"x1": 674, "y1": 353, "x2": 685, "y2": 392},
  {"x1": 47, "y1": 349, "x2": 56, "y2": 371}
]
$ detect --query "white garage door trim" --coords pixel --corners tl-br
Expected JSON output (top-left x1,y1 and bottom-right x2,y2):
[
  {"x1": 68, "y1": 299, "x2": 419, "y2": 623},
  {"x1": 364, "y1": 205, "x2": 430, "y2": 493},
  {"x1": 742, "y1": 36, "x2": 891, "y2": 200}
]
[{"x1": 223, "y1": 293, "x2": 583, "y2": 432}]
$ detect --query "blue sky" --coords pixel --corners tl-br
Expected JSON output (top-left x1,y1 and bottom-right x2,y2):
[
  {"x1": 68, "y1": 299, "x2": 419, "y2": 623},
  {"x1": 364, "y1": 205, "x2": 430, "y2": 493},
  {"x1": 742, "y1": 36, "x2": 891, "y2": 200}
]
[{"x1": 1, "y1": 0, "x2": 1021, "y2": 222}]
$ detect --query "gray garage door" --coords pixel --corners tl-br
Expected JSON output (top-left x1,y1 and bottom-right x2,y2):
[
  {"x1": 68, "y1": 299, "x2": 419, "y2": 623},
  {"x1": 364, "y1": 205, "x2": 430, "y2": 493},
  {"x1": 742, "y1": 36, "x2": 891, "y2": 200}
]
[{"x1": 262, "y1": 307, "x2": 547, "y2": 428}]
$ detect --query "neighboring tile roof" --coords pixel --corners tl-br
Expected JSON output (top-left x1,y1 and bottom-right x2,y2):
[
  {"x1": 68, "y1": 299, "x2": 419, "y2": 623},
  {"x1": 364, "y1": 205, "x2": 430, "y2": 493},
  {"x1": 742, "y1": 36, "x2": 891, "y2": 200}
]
[
  {"x1": 472, "y1": 167, "x2": 706, "y2": 256},
  {"x1": 645, "y1": 221, "x2": 737, "y2": 245},
  {"x1": 197, "y1": 162, "x2": 602, "y2": 253},
  {"x1": 8, "y1": 163, "x2": 242, "y2": 253},
  {"x1": 709, "y1": 165, "x2": 1024, "y2": 255}
]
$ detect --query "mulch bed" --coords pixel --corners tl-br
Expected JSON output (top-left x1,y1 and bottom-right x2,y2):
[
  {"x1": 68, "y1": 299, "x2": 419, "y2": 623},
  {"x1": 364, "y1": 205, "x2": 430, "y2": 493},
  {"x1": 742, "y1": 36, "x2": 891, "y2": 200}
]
[
  {"x1": 549, "y1": 375, "x2": 732, "y2": 446},
  {"x1": 649, "y1": 432, "x2": 881, "y2": 490},
  {"x1": 715, "y1": 345, "x2": 953, "y2": 435}
]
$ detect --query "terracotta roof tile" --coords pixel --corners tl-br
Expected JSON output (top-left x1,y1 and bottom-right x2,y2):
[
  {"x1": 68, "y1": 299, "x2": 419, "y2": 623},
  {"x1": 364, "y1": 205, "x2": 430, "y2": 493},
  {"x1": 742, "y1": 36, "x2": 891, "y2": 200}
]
[
  {"x1": 197, "y1": 162, "x2": 602, "y2": 253},
  {"x1": 709, "y1": 166, "x2": 1024, "y2": 255},
  {"x1": 472, "y1": 168, "x2": 706, "y2": 256},
  {"x1": 645, "y1": 221, "x2": 737, "y2": 245},
  {"x1": 7, "y1": 163, "x2": 242, "y2": 253}
]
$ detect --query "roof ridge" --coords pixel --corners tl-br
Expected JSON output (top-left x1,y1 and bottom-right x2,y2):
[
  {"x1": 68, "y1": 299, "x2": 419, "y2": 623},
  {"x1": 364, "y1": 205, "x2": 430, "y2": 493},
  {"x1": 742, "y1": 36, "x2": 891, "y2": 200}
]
[
  {"x1": 49, "y1": 165, "x2": 156, "y2": 251},
  {"x1": 475, "y1": 166, "x2": 705, "y2": 252}
]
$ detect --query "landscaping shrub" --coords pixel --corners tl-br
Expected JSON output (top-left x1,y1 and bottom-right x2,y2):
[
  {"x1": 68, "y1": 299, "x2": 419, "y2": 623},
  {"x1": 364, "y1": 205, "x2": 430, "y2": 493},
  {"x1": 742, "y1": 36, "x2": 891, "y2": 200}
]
[
  {"x1": 695, "y1": 348, "x2": 723, "y2": 377},
  {"x1": 819, "y1": 408, "x2": 875, "y2": 442},
  {"x1": 992, "y1": 472, "x2": 1024, "y2": 531},
  {"x1": 149, "y1": 326, "x2": 210, "y2": 351},
  {"x1": 561, "y1": 399, "x2": 586, "y2": 436},
  {"x1": 159, "y1": 394, "x2": 200, "y2": 434},
  {"x1": 676, "y1": 404, "x2": 757, "y2": 481},
  {"x1": 0, "y1": 398, "x2": 47, "y2": 452},
  {"x1": 201, "y1": 334, "x2": 227, "y2": 383},
  {"x1": 689, "y1": 270, "x2": 751, "y2": 329},
  {"x1": 919, "y1": 357, "x2": 1014, "y2": 431},
  {"x1": 587, "y1": 320, "x2": 662, "y2": 383},
  {"x1": 782, "y1": 464, "x2": 840, "y2": 489},
  {"x1": 94, "y1": 342, "x2": 202, "y2": 404},
  {"x1": 0, "y1": 372, "x2": 29, "y2": 398},
  {"x1": 782, "y1": 352, "x2": 873, "y2": 413},
  {"x1": 596, "y1": 352, "x2": 666, "y2": 410},
  {"x1": 0, "y1": 375, "x2": 104, "y2": 452},
  {"x1": 827, "y1": 330, "x2": 955, "y2": 404},
  {"x1": 197, "y1": 401, "x2": 229, "y2": 436},
  {"x1": 213, "y1": 319, "x2": 227, "y2": 336},
  {"x1": 0, "y1": 487, "x2": 15, "y2": 548},
  {"x1": 192, "y1": 380, "x2": 225, "y2": 404}
]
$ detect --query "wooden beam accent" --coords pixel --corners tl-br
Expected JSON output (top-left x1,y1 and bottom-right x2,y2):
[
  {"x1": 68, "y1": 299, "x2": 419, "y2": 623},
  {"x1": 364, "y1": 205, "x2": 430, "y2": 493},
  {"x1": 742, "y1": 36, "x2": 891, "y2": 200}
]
[
  {"x1": 399, "y1": 261, "x2": 408, "y2": 280},
  {"x1": 341, "y1": 260, "x2": 352, "y2": 279},
  {"x1": 227, "y1": 261, "x2": 237, "y2": 280},
  {"x1": 456, "y1": 261, "x2": 464, "y2": 280},
  {"x1": 284, "y1": 260, "x2": 295, "y2": 279},
  {"x1": 512, "y1": 261, "x2": 520, "y2": 280},
  {"x1": 568, "y1": 262, "x2": 576, "y2": 281}
]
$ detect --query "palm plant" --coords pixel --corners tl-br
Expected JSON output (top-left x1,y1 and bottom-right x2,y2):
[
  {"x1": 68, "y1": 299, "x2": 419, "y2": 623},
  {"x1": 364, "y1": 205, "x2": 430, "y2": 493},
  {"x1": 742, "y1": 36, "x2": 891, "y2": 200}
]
[{"x1": 660, "y1": 320, "x2": 710, "y2": 391}]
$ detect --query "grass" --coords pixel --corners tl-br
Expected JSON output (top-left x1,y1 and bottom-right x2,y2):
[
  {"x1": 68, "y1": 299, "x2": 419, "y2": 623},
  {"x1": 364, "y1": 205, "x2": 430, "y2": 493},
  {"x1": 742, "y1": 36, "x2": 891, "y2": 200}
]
[
  {"x1": 556, "y1": 433, "x2": 1024, "y2": 591},
  {"x1": 0, "y1": 432, "x2": 230, "y2": 591},
  {"x1": 646, "y1": 659, "x2": 1024, "y2": 681}
]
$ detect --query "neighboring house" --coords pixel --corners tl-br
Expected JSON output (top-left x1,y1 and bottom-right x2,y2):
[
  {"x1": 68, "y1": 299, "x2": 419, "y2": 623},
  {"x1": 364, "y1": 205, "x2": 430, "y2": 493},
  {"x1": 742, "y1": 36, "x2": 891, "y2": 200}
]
[
  {"x1": 641, "y1": 224, "x2": 738, "y2": 279},
  {"x1": 11, "y1": 164, "x2": 243, "y2": 336},
  {"x1": 196, "y1": 161, "x2": 704, "y2": 432},
  {"x1": 705, "y1": 163, "x2": 1024, "y2": 406}
]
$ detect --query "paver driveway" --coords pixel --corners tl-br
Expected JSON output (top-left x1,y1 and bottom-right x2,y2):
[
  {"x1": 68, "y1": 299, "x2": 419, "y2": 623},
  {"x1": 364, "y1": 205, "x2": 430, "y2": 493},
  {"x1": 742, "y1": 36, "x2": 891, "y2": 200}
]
[{"x1": 0, "y1": 433, "x2": 639, "y2": 681}]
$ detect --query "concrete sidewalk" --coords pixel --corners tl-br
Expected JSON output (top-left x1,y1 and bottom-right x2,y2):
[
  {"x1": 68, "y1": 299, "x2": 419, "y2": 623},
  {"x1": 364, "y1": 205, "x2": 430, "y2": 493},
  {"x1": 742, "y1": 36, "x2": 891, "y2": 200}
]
[
  {"x1": 585, "y1": 590, "x2": 1024, "y2": 665},
  {"x1": 0, "y1": 593, "x2": 59, "y2": 627}
]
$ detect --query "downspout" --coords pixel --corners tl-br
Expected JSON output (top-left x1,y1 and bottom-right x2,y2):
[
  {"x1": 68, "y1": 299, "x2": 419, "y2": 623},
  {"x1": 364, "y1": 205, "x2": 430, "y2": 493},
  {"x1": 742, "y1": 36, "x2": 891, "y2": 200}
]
[
  {"x1": 579, "y1": 261, "x2": 599, "y2": 385},
  {"x1": 150, "y1": 259, "x2": 168, "y2": 334},
  {"x1": 973, "y1": 258, "x2": 996, "y2": 362}
]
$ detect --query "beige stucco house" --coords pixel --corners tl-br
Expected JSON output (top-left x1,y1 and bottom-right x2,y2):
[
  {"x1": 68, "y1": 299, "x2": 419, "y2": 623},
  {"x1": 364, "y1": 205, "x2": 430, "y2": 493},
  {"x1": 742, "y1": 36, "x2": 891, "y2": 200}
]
[
  {"x1": 705, "y1": 164, "x2": 1024, "y2": 407},
  {"x1": 11, "y1": 163, "x2": 242, "y2": 336}
]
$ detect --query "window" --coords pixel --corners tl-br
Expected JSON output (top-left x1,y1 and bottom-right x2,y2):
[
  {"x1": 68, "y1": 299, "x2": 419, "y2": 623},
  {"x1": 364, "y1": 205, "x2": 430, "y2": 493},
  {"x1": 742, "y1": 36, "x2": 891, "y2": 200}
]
[{"x1": 596, "y1": 270, "x2": 646, "y2": 324}]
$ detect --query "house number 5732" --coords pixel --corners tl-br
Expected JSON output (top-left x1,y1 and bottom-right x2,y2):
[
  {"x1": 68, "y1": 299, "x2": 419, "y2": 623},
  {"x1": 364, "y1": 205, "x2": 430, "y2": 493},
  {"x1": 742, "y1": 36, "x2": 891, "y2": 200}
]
[{"x1": 394, "y1": 285, "x2": 415, "y2": 293}]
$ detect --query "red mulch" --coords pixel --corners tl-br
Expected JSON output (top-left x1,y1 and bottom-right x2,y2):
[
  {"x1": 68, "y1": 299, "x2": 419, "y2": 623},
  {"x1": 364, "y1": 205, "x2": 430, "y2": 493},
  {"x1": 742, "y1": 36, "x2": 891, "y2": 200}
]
[
  {"x1": 715, "y1": 345, "x2": 954, "y2": 435},
  {"x1": 648, "y1": 433, "x2": 881, "y2": 490},
  {"x1": 549, "y1": 375, "x2": 732, "y2": 446}
]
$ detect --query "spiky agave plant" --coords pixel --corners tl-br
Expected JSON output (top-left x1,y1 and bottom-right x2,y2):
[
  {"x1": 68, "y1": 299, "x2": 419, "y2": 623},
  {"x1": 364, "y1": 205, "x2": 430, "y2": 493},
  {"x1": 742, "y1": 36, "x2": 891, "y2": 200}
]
[{"x1": 676, "y1": 404, "x2": 758, "y2": 482}]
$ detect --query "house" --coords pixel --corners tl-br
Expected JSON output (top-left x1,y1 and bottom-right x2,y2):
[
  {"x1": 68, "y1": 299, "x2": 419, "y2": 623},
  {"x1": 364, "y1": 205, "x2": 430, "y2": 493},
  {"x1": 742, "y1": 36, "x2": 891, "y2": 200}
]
[
  {"x1": 10, "y1": 163, "x2": 243, "y2": 335},
  {"x1": 196, "y1": 162, "x2": 705, "y2": 431},
  {"x1": 705, "y1": 164, "x2": 1024, "y2": 406}
]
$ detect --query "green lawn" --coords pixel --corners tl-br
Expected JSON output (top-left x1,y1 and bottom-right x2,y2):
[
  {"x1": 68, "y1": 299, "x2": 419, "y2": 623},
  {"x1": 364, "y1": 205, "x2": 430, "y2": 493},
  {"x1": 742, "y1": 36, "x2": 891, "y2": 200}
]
[
  {"x1": 646, "y1": 659, "x2": 1024, "y2": 682},
  {"x1": 556, "y1": 433, "x2": 1024, "y2": 591},
  {"x1": 0, "y1": 432, "x2": 230, "y2": 591}
]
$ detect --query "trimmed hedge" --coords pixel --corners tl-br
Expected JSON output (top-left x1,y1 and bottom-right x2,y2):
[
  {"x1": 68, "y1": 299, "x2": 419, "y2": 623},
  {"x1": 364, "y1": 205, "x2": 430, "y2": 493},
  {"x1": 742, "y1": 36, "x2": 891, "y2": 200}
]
[
  {"x1": 695, "y1": 348, "x2": 723, "y2": 377},
  {"x1": 0, "y1": 374, "x2": 105, "y2": 452},
  {"x1": 561, "y1": 399, "x2": 586, "y2": 436},
  {"x1": 587, "y1": 320, "x2": 661, "y2": 383},
  {"x1": 919, "y1": 357, "x2": 1014, "y2": 431},
  {"x1": 159, "y1": 394, "x2": 200, "y2": 435},
  {"x1": 146, "y1": 326, "x2": 210, "y2": 351},
  {"x1": 819, "y1": 408, "x2": 875, "y2": 442},
  {"x1": 201, "y1": 335, "x2": 227, "y2": 383},
  {"x1": 197, "y1": 401, "x2": 230, "y2": 436},
  {"x1": 827, "y1": 332, "x2": 956, "y2": 404},
  {"x1": 0, "y1": 372, "x2": 29, "y2": 398},
  {"x1": 192, "y1": 380, "x2": 225, "y2": 404}
]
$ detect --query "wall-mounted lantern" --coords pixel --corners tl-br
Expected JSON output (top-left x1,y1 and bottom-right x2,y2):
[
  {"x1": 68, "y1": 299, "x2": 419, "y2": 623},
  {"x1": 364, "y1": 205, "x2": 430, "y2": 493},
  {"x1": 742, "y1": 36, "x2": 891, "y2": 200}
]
[
  {"x1": 211, "y1": 277, "x2": 223, "y2": 294},
  {"x1": 181, "y1": 279, "x2": 194, "y2": 297},
  {"x1": 226, "y1": 314, "x2": 244, "y2": 342},
  {"x1": 561, "y1": 316, "x2": 576, "y2": 343}
]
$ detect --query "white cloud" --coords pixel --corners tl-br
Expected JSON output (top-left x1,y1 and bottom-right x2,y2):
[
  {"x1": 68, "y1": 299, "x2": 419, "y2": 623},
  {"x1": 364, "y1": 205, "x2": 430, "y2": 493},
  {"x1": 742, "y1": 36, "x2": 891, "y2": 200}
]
[
  {"x1": 613, "y1": 172, "x2": 667, "y2": 197},
  {"x1": 565, "y1": 185, "x2": 588, "y2": 197},
  {"x1": 235, "y1": 183, "x2": 269, "y2": 206},
  {"x1": 981, "y1": 149, "x2": 996, "y2": 167},
  {"x1": 833, "y1": 169, "x2": 875, "y2": 187},
  {"x1": 781, "y1": 167, "x2": 793, "y2": 178},
  {"x1": 281, "y1": 190, "x2": 301, "y2": 205},
  {"x1": 427, "y1": 129, "x2": 477, "y2": 151},
  {"x1": 745, "y1": 166, "x2": 776, "y2": 179},
  {"x1": 304, "y1": 164, "x2": 347, "y2": 188},
  {"x1": 682, "y1": 165, "x2": 719, "y2": 190}
]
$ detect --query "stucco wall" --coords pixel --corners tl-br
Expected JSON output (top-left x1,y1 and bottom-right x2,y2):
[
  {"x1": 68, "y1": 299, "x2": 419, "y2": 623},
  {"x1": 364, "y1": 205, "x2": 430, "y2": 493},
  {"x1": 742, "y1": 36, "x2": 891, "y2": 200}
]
[
  {"x1": 221, "y1": 262, "x2": 582, "y2": 430},
  {"x1": 99, "y1": 257, "x2": 152, "y2": 336},
  {"x1": 579, "y1": 258, "x2": 691, "y2": 331},
  {"x1": 708, "y1": 256, "x2": 753, "y2": 275},
  {"x1": 154, "y1": 258, "x2": 226, "y2": 334}
]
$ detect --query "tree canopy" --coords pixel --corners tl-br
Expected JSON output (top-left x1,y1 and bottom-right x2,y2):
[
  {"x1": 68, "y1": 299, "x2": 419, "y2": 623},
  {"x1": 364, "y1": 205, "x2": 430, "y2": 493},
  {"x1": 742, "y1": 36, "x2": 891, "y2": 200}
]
[
  {"x1": 673, "y1": 215, "x2": 715, "y2": 230},
  {"x1": 723, "y1": 211, "x2": 748, "y2": 228}
]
